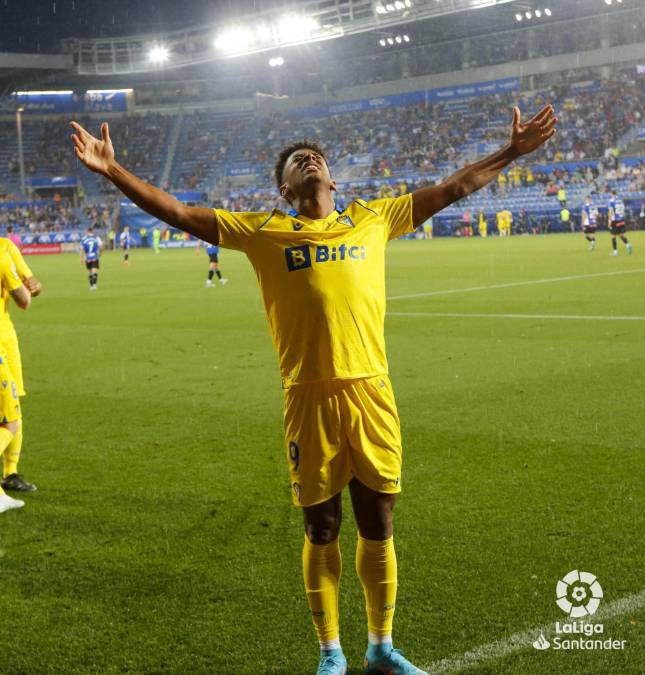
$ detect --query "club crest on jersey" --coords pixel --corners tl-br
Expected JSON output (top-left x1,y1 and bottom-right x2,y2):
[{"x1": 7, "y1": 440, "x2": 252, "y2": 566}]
[
  {"x1": 285, "y1": 244, "x2": 366, "y2": 271},
  {"x1": 292, "y1": 221, "x2": 304, "y2": 231},
  {"x1": 337, "y1": 215, "x2": 355, "y2": 227}
]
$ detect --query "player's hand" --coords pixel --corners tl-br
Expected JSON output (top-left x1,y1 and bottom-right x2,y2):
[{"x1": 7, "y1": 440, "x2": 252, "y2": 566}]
[
  {"x1": 510, "y1": 105, "x2": 557, "y2": 156},
  {"x1": 70, "y1": 121, "x2": 115, "y2": 176},
  {"x1": 23, "y1": 276, "x2": 42, "y2": 297}
]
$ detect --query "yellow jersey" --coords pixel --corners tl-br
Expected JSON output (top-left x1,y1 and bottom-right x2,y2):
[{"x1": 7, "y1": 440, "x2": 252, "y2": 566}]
[
  {"x1": 0, "y1": 238, "x2": 31, "y2": 328},
  {"x1": 215, "y1": 195, "x2": 414, "y2": 386},
  {"x1": 0, "y1": 250, "x2": 23, "y2": 314}
]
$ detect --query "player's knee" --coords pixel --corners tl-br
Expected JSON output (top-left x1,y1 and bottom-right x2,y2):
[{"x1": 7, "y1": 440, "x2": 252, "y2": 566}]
[
  {"x1": 356, "y1": 496, "x2": 395, "y2": 539},
  {"x1": 359, "y1": 509, "x2": 394, "y2": 540},
  {"x1": 304, "y1": 512, "x2": 341, "y2": 544}
]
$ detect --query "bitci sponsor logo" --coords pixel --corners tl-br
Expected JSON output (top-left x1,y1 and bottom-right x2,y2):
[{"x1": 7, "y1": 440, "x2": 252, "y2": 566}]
[{"x1": 284, "y1": 244, "x2": 366, "y2": 271}]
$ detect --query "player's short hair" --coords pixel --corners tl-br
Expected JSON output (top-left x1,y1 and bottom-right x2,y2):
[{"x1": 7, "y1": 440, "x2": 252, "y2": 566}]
[
  {"x1": 611, "y1": 189, "x2": 617, "y2": 195},
  {"x1": 274, "y1": 139, "x2": 329, "y2": 190}
]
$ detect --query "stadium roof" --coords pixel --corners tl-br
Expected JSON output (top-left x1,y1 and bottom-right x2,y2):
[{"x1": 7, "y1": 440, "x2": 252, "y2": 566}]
[{"x1": 1, "y1": 0, "x2": 521, "y2": 54}]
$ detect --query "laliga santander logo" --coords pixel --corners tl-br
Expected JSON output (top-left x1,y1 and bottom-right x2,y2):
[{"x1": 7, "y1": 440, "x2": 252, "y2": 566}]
[{"x1": 556, "y1": 570, "x2": 603, "y2": 617}]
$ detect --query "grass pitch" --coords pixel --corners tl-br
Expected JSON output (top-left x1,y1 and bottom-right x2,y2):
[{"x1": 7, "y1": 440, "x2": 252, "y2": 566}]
[{"x1": 1, "y1": 233, "x2": 643, "y2": 674}]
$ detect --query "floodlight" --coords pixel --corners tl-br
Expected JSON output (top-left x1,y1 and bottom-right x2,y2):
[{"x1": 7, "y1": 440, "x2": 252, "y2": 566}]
[
  {"x1": 276, "y1": 15, "x2": 319, "y2": 41},
  {"x1": 403, "y1": 34, "x2": 410, "y2": 42},
  {"x1": 535, "y1": 9, "x2": 542, "y2": 17},
  {"x1": 379, "y1": 38, "x2": 387, "y2": 46},
  {"x1": 515, "y1": 12, "x2": 522, "y2": 20},
  {"x1": 148, "y1": 45, "x2": 169, "y2": 64},
  {"x1": 525, "y1": 10, "x2": 532, "y2": 18},
  {"x1": 214, "y1": 27, "x2": 254, "y2": 53},
  {"x1": 376, "y1": 4, "x2": 386, "y2": 13},
  {"x1": 544, "y1": 7, "x2": 551, "y2": 15},
  {"x1": 255, "y1": 23, "x2": 273, "y2": 41},
  {"x1": 387, "y1": 37, "x2": 394, "y2": 44},
  {"x1": 269, "y1": 56, "x2": 285, "y2": 67}
]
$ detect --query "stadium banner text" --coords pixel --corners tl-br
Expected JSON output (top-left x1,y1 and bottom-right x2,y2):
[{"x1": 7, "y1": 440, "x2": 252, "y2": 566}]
[
  {"x1": 288, "y1": 77, "x2": 520, "y2": 119},
  {"x1": 1, "y1": 91, "x2": 129, "y2": 115},
  {"x1": 22, "y1": 244, "x2": 63, "y2": 255}
]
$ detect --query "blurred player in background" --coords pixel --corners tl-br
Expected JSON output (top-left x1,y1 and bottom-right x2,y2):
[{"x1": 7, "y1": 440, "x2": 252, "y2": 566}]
[
  {"x1": 478, "y1": 211, "x2": 487, "y2": 238},
  {"x1": 152, "y1": 226, "x2": 161, "y2": 254},
  {"x1": 581, "y1": 195, "x2": 598, "y2": 251},
  {"x1": 120, "y1": 225, "x2": 131, "y2": 265},
  {"x1": 204, "y1": 242, "x2": 228, "y2": 288},
  {"x1": 71, "y1": 104, "x2": 557, "y2": 675},
  {"x1": 80, "y1": 226, "x2": 102, "y2": 290},
  {"x1": 608, "y1": 190, "x2": 633, "y2": 256},
  {"x1": 5, "y1": 225, "x2": 22, "y2": 249},
  {"x1": 0, "y1": 248, "x2": 34, "y2": 510}
]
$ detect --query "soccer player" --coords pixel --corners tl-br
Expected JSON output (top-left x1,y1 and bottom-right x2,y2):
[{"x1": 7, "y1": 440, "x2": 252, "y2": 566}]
[
  {"x1": 120, "y1": 225, "x2": 131, "y2": 265},
  {"x1": 204, "y1": 242, "x2": 228, "y2": 287},
  {"x1": 5, "y1": 225, "x2": 22, "y2": 249},
  {"x1": 152, "y1": 226, "x2": 161, "y2": 254},
  {"x1": 581, "y1": 196, "x2": 598, "y2": 251},
  {"x1": 0, "y1": 238, "x2": 41, "y2": 494},
  {"x1": 478, "y1": 211, "x2": 487, "y2": 238},
  {"x1": 0, "y1": 249, "x2": 32, "y2": 513},
  {"x1": 608, "y1": 190, "x2": 633, "y2": 256},
  {"x1": 70, "y1": 104, "x2": 557, "y2": 675},
  {"x1": 80, "y1": 226, "x2": 102, "y2": 290}
]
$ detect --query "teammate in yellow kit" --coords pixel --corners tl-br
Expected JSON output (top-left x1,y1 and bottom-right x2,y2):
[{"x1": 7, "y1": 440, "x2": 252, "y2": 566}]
[
  {"x1": 0, "y1": 238, "x2": 41, "y2": 493},
  {"x1": 70, "y1": 104, "x2": 557, "y2": 675},
  {"x1": 0, "y1": 249, "x2": 33, "y2": 513}
]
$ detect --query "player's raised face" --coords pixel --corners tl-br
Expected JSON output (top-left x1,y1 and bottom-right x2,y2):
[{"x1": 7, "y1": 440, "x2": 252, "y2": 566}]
[{"x1": 281, "y1": 148, "x2": 335, "y2": 200}]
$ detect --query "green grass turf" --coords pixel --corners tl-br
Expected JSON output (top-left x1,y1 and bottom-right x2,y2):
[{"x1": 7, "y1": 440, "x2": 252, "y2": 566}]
[{"x1": 1, "y1": 233, "x2": 643, "y2": 674}]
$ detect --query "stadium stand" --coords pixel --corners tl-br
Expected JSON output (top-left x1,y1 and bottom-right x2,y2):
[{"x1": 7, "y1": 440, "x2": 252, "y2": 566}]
[{"x1": 1, "y1": 69, "x2": 643, "y2": 237}]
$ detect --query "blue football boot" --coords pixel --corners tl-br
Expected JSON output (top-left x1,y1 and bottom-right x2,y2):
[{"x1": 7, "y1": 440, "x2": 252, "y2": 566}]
[
  {"x1": 363, "y1": 644, "x2": 427, "y2": 674},
  {"x1": 316, "y1": 647, "x2": 347, "y2": 675}
]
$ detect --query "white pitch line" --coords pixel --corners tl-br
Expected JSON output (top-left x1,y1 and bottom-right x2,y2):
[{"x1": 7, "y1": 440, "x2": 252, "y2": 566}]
[
  {"x1": 387, "y1": 311, "x2": 645, "y2": 321},
  {"x1": 425, "y1": 590, "x2": 645, "y2": 674},
  {"x1": 387, "y1": 268, "x2": 645, "y2": 301}
]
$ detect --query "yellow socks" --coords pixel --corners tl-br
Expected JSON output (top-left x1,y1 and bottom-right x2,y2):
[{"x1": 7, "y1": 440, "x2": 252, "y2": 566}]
[
  {"x1": 356, "y1": 535, "x2": 397, "y2": 640},
  {"x1": 302, "y1": 536, "x2": 342, "y2": 647},
  {"x1": 0, "y1": 427, "x2": 15, "y2": 494},
  {"x1": 2, "y1": 424, "x2": 22, "y2": 477}
]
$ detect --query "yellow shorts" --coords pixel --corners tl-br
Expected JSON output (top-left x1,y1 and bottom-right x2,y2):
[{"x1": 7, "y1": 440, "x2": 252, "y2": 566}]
[
  {"x1": 0, "y1": 352, "x2": 21, "y2": 424},
  {"x1": 283, "y1": 375, "x2": 402, "y2": 507},
  {"x1": 0, "y1": 325, "x2": 24, "y2": 396}
]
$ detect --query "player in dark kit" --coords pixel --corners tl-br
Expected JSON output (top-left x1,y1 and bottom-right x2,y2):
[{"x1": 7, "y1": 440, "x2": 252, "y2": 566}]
[
  {"x1": 204, "y1": 242, "x2": 228, "y2": 287},
  {"x1": 608, "y1": 190, "x2": 633, "y2": 256},
  {"x1": 70, "y1": 104, "x2": 557, "y2": 675},
  {"x1": 80, "y1": 226, "x2": 102, "y2": 290},
  {"x1": 581, "y1": 195, "x2": 598, "y2": 251}
]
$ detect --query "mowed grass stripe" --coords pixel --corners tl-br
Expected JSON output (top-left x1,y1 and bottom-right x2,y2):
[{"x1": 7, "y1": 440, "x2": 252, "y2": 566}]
[
  {"x1": 387, "y1": 267, "x2": 645, "y2": 301},
  {"x1": 388, "y1": 311, "x2": 645, "y2": 321}
]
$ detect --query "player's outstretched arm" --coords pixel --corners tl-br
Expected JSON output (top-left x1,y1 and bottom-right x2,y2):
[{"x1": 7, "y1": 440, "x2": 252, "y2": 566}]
[
  {"x1": 70, "y1": 121, "x2": 219, "y2": 244},
  {"x1": 411, "y1": 105, "x2": 557, "y2": 227}
]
